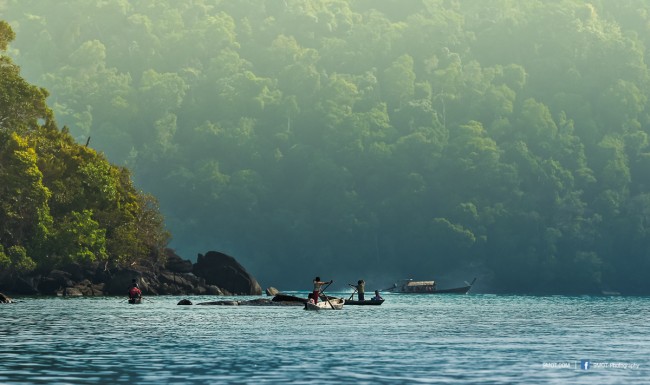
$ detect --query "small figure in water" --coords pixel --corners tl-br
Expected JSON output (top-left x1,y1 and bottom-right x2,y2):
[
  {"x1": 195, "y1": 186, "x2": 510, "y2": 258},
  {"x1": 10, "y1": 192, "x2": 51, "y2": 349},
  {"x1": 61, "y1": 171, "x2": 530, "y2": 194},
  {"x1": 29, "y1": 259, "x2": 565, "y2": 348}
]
[
  {"x1": 128, "y1": 279, "x2": 142, "y2": 302},
  {"x1": 312, "y1": 276, "x2": 332, "y2": 304}
]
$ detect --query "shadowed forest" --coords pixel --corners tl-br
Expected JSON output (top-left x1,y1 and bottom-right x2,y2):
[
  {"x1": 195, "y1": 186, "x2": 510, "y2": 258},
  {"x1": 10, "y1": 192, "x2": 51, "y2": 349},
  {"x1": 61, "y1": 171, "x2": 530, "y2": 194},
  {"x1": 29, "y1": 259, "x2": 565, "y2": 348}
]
[{"x1": 2, "y1": 0, "x2": 650, "y2": 293}]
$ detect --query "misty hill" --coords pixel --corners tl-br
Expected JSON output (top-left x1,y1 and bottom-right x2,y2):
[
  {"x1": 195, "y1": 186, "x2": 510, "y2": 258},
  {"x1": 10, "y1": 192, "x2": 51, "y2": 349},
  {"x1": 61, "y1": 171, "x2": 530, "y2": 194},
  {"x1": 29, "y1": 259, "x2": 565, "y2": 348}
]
[{"x1": 3, "y1": 0, "x2": 650, "y2": 293}]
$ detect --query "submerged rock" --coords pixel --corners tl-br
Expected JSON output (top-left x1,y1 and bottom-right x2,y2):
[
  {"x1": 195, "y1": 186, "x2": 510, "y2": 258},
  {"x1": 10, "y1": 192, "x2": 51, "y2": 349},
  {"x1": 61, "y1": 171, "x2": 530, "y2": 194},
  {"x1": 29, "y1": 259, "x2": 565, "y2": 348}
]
[
  {"x1": 177, "y1": 299, "x2": 193, "y2": 305},
  {"x1": 0, "y1": 292, "x2": 13, "y2": 304},
  {"x1": 195, "y1": 298, "x2": 304, "y2": 306},
  {"x1": 196, "y1": 300, "x2": 239, "y2": 306}
]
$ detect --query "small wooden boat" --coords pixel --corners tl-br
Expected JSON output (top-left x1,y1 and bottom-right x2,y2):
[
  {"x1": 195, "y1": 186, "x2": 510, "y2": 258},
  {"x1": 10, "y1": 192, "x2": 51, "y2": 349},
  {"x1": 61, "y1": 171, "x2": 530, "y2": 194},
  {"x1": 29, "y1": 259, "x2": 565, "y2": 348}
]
[
  {"x1": 387, "y1": 278, "x2": 476, "y2": 294},
  {"x1": 304, "y1": 298, "x2": 344, "y2": 310},
  {"x1": 320, "y1": 294, "x2": 384, "y2": 306},
  {"x1": 128, "y1": 297, "x2": 142, "y2": 304}
]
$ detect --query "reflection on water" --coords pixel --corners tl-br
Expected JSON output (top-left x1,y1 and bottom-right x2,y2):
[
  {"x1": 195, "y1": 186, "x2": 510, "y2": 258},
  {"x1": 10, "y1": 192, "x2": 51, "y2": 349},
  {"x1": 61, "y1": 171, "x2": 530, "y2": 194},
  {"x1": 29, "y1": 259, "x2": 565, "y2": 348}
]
[{"x1": 1, "y1": 294, "x2": 649, "y2": 384}]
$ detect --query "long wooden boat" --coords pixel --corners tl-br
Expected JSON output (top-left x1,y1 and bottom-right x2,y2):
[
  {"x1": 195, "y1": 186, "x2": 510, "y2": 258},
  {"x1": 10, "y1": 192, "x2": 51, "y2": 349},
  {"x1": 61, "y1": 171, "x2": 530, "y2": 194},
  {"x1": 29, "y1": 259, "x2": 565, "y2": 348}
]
[
  {"x1": 319, "y1": 294, "x2": 384, "y2": 306},
  {"x1": 387, "y1": 278, "x2": 476, "y2": 294},
  {"x1": 304, "y1": 298, "x2": 344, "y2": 310},
  {"x1": 344, "y1": 299, "x2": 384, "y2": 306}
]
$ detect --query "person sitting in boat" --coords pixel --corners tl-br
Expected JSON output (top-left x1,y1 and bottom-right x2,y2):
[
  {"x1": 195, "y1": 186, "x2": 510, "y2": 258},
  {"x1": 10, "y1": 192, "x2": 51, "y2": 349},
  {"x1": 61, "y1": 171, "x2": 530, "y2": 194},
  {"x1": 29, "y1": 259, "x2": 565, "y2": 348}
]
[
  {"x1": 355, "y1": 279, "x2": 365, "y2": 301},
  {"x1": 372, "y1": 290, "x2": 383, "y2": 301},
  {"x1": 312, "y1": 276, "x2": 332, "y2": 304},
  {"x1": 129, "y1": 279, "x2": 142, "y2": 301}
]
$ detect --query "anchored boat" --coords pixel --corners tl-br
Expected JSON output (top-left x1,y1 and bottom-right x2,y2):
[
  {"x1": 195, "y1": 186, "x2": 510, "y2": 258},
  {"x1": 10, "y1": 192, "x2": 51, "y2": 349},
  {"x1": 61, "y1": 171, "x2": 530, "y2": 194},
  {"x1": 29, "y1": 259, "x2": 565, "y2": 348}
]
[{"x1": 387, "y1": 278, "x2": 476, "y2": 294}]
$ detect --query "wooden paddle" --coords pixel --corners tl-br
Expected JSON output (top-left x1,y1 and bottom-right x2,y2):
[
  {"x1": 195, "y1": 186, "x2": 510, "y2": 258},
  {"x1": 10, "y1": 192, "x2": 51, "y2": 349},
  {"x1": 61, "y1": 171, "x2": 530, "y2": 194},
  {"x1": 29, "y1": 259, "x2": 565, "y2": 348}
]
[
  {"x1": 319, "y1": 280, "x2": 335, "y2": 309},
  {"x1": 347, "y1": 283, "x2": 358, "y2": 300}
]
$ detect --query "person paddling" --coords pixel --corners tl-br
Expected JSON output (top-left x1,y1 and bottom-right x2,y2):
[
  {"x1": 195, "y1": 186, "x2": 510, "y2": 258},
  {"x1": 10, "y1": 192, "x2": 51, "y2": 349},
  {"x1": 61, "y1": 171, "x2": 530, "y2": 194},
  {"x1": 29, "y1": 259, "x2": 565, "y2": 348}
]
[
  {"x1": 312, "y1": 276, "x2": 332, "y2": 304},
  {"x1": 128, "y1": 279, "x2": 142, "y2": 302},
  {"x1": 355, "y1": 279, "x2": 366, "y2": 301}
]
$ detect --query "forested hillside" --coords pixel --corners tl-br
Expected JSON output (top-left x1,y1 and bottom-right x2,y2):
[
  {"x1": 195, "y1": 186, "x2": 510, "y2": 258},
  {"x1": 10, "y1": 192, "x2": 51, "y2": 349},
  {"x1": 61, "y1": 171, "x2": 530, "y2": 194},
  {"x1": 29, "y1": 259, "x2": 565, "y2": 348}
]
[
  {"x1": 3, "y1": 0, "x2": 650, "y2": 293},
  {"x1": 0, "y1": 20, "x2": 169, "y2": 284}
]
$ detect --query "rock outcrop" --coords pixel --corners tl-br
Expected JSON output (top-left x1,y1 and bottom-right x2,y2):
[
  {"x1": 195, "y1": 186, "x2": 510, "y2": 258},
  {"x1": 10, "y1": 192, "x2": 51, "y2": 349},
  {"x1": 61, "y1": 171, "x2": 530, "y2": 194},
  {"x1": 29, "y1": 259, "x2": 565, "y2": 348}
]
[
  {"x1": 0, "y1": 249, "x2": 262, "y2": 297},
  {"x1": 265, "y1": 286, "x2": 280, "y2": 296},
  {"x1": 0, "y1": 292, "x2": 13, "y2": 303},
  {"x1": 193, "y1": 251, "x2": 262, "y2": 295},
  {"x1": 165, "y1": 249, "x2": 193, "y2": 273}
]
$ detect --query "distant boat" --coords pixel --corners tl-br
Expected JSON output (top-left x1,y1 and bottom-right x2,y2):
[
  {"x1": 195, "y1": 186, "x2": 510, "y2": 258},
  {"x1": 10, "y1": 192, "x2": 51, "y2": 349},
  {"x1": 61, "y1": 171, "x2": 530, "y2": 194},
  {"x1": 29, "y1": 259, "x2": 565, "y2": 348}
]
[
  {"x1": 386, "y1": 278, "x2": 476, "y2": 294},
  {"x1": 304, "y1": 298, "x2": 344, "y2": 310}
]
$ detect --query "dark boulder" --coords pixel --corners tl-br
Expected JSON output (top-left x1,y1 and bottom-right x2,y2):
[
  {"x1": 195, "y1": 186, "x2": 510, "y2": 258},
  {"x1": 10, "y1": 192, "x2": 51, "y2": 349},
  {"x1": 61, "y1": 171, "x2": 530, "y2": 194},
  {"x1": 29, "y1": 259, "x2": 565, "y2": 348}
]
[
  {"x1": 63, "y1": 287, "x2": 83, "y2": 297},
  {"x1": 196, "y1": 300, "x2": 239, "y2": 305},
  {"x1": 60, "y1": 262, "x2": 97, "y2": 282},
  {"x1": 193, "y1": 251, "x2": 262, "y2": 295},
  {"x1": 177, "y1": 299, "x2": 193, "y2": 305},
  {"x1": 38, "y1": 270, "x2": 73, "y2": 294},
  {"x1": 0, "y1": 292, "x2": 13, "y2": 303},
  {"x1": 205, "y1": 285, "x2": 224, "y2": 295},
  {"x1": 10, "y1": 276, "x2": 39, "y2": 295},
  {"x1": 103, "y1": 269, "x2": 142, "y2": 296},
  {"x1": 164, "y1": 249, "x2": 193, "y2": 273}
]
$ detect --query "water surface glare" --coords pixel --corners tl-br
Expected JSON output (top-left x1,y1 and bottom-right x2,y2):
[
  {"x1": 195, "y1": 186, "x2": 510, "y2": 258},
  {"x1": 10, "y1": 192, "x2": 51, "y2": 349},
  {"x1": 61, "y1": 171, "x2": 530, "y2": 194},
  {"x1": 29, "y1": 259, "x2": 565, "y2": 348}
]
[{"x1": 1, "y1": 294, "x2": 648, "y2": 384}]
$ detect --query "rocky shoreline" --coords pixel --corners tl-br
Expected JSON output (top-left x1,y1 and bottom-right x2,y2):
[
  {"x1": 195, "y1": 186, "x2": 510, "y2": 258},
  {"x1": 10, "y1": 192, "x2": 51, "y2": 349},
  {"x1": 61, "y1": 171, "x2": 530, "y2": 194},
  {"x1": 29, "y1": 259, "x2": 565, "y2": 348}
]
[{"x1": 0, "y1": 250, "x2": 262, "y2": 298}]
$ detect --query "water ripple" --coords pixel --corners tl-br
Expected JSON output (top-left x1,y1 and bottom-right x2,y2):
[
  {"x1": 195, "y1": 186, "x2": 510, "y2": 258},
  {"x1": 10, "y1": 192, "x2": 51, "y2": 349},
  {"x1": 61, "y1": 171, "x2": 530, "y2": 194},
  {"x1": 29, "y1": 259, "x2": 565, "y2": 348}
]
[{"x1": 1, "y1": 295, "x2": 648, "y2": 384}]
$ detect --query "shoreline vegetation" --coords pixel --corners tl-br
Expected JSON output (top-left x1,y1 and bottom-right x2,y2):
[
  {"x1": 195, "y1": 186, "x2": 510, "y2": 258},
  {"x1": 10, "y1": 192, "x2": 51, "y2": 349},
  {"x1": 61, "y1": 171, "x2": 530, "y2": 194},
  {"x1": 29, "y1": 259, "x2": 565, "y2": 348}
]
[{"x1": 3, "y1": 1, "x2": 650, "y2": 295}]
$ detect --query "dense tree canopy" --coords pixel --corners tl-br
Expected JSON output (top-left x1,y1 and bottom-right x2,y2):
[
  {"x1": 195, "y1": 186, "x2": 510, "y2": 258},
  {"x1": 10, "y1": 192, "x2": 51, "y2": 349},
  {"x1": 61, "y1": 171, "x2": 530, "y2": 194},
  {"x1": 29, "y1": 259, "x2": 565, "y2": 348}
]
[
  {"x1": 0, "y1": 20, "x2": 169, "y2": 280},
  {"x1": 3, "y1": 0, "x2": 650, "y2": 293}
]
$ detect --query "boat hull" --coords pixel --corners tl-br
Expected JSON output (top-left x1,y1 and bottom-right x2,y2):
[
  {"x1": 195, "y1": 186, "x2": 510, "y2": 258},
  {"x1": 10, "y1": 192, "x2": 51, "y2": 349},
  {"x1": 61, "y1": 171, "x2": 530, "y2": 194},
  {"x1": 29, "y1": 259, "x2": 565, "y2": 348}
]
[
  {"x1": 345, "y1": 299, "x2": 384, "y2": 305},
  {"x1": 390, "y1": 286, "x2": 472, "y2": 294},
  {"x1": 304, "y1": 298, "x2": 344, "y2": 310},
  {"x1": 128, "y1": 298, "x2": 142, "y2": 304}
]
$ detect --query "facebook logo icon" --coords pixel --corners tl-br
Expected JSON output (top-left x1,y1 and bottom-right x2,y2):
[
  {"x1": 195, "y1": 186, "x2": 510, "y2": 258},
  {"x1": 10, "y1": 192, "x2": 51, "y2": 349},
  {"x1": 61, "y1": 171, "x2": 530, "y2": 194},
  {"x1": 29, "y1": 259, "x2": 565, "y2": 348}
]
[{"x1": 580, "y1": 360, "x2": 591, "y2": 370}]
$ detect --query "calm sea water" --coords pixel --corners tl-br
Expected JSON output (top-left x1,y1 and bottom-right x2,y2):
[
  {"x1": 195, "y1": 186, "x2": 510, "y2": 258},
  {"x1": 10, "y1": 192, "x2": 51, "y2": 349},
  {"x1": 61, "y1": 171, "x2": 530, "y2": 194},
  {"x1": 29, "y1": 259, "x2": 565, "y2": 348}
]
[{"x1": 1, "y1": 293, "x2": 648, "y2": 384}]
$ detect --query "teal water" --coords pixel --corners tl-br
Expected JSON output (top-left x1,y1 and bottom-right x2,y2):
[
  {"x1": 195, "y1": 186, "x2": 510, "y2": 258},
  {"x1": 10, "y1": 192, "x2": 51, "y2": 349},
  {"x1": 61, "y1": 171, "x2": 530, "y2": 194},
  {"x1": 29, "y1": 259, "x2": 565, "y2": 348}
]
[{"x1": 1, "y1": 294, "x2": 648, "y2": 384}]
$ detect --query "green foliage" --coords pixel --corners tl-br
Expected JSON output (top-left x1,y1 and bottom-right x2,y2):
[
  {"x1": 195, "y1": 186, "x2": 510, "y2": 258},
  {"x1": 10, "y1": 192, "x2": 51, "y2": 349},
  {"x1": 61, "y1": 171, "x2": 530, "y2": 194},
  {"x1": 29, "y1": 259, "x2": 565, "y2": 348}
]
[
  {"x1": 0, "y1": 21, "x2": 170, "y2": 274},
  {"x1": 51, "y1": 210, "x2": 107, "y2": 265},
  {"x1": 0, "y1": 245, "x2": 37, "y2": 274},
  {"x1": 0, "y1": 131, "x2": 52, "y2": 254},
  {"x1": 0, "y1": 20, "x2": 15, "y2": 51},
  {"x1": 3, "y1": 0, "x2": 650, "y2": 293}
]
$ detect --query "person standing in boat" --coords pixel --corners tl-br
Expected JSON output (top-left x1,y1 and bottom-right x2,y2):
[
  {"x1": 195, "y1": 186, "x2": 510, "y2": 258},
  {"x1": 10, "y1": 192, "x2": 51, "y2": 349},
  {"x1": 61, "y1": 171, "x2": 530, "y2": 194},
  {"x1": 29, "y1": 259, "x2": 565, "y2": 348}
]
[
  {"x1": 312, "y1": 276, "x2": 332, "y2": 304},
  {"x1": 128, "y1": 279, "x2": 142, "y2": 301},
  {"x1": 355, "y1": 279, "x2": 366, "y2": 301}
]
